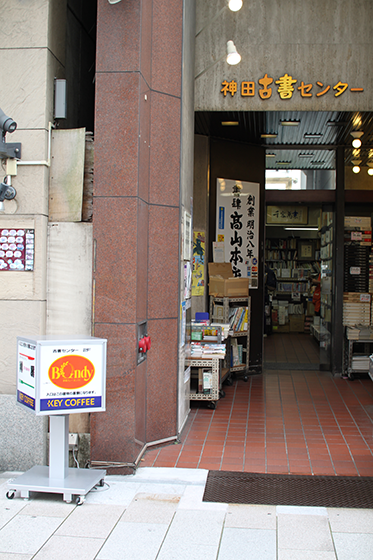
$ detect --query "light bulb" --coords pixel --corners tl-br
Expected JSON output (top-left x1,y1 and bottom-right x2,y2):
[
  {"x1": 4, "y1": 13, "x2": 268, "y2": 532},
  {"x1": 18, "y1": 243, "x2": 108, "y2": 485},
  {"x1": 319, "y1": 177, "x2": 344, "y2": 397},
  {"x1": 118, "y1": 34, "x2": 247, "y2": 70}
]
[
  {"x1": 368, "y1": 168, "x2": 373, "y2": 176},
  {"x1": 352, "y1": 139, "x2": 362, "y2": 149},
  {"x1": 352, "y1": 165, "x2": 360, "y2": 174},
  {"x1": 227, "y1": 41, "x2": 241, "y2": 65},
  {"x1": 228, "y1": 0, "x2": 243, "y2": 11}
]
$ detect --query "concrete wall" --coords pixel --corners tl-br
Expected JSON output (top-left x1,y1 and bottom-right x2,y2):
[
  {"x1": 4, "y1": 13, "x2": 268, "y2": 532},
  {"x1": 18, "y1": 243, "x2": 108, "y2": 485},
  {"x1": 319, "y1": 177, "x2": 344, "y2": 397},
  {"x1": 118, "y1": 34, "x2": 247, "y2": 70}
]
[
  {"x1": 0, "y1": 0, "x2": 95, "y2": 471},
  {"x1": 195, "y1": 0, "x2": 373, "y2": 112},
  {"x1": 0, "y1": 0, "x2": 67, "y2": 469}
]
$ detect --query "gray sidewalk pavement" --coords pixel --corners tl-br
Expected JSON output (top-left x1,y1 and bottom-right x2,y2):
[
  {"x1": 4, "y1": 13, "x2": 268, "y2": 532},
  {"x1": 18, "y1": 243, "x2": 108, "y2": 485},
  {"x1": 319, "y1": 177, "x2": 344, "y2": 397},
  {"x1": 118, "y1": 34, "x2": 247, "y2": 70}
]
[{"x1": 1, "y1": 467, "x2": 373, "y2": 560}]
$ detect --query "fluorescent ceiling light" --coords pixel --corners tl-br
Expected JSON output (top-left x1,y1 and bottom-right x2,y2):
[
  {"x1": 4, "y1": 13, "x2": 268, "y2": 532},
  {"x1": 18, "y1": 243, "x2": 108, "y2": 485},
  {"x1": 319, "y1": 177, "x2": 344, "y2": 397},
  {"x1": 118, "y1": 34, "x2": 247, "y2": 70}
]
[
  {"x1": 228, "y1": 0, "x2": 243, "y2": 11},
  {"x1": 284, "y1": 227, "x2": 318, "y2": 231},
  {"x1": 266, "y1": 153, "x2": 276, "y2": 157},
  {"x1": 298, "y1": 153, "x2": 314, "y2": 158},
  {"x1": 221, "y1": 121, "x2": 239, "y2": 126},
  {"x1": 280, "y1": 120, "x2": 300, "y2": 126},
  {"x1": 304, "y1": 133, "x2": 323, "y2": 139},
  {"x1": 261, "y1": 133, "x2": 277, "y2": 138},
  {"x1": 277, "y1": 161, "x2": 292, "y2": 165}
]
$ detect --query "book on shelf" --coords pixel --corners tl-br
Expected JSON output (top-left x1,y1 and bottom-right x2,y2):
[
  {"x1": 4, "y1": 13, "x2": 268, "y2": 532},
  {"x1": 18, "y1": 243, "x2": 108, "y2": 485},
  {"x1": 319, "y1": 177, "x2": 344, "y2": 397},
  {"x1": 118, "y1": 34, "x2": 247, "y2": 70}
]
[
  {"x1": 203, "y1": 369, "x2": 212, "y2": 393},
  {"x1": 230, "y1": 338, "x2": 239, "y2": 366},
  {"x1": 229, "y1": 306, "x2": 249, "y2": 333},
  {"x1": 213, "y1": 303, "x2": 224, "y2": 320},
  {"x1": 237, "y1": 344, "x2": 243, "y2": 365}
]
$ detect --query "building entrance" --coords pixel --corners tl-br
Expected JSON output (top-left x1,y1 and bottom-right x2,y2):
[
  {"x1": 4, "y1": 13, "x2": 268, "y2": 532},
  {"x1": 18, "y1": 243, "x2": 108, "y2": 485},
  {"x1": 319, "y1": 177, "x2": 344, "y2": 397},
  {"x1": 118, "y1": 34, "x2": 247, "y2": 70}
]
[
  {"x1": 163, "y1": 109, "x2": 373, "y2": 477},
  {"x1": 263, "y1": 196, "x2": 337, "y2": 372}
]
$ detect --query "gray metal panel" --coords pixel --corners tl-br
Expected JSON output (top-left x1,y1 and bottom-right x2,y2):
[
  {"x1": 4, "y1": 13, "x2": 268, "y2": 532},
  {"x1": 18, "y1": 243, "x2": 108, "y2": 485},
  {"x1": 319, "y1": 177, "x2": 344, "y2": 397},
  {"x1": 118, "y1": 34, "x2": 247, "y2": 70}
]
[{"x1": 54, "y1": 79, "x2": 67, "y2": 119}]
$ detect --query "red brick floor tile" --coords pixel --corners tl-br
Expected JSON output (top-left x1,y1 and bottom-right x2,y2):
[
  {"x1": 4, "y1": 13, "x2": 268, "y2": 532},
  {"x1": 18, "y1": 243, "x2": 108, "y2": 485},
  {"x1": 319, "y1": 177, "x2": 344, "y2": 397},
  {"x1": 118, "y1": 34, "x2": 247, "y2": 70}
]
[
  {"x1": 141, "y1": 340, "x2": 373, "y2": 477},
  {"x1": 175, "y1": 460, "x2": 200, "y2": 468}
]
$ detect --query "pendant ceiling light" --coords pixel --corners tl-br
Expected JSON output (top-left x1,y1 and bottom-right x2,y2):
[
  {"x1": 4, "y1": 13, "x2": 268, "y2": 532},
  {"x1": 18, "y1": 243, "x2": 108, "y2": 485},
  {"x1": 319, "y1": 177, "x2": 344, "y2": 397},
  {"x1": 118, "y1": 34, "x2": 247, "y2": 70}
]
[
  {"x1": 351, "y1": 131, "x2": 364, "y2": 149},
  {"x1": 227, "y1": 41, "x2": 241, "y2": 65},
  {"x1": 228, "y1": 0, "x2": 243, "y2": 11}
]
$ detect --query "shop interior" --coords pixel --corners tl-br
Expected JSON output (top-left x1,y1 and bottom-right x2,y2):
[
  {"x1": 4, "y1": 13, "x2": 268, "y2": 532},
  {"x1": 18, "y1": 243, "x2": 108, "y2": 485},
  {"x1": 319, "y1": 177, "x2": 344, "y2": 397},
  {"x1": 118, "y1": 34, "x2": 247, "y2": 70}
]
[
  {"x1": 263, "y1": 197, "x2": 322, "y2": 372},
  {"x1": 193, "y1": 109, "x2": 373, "y2": 376}
]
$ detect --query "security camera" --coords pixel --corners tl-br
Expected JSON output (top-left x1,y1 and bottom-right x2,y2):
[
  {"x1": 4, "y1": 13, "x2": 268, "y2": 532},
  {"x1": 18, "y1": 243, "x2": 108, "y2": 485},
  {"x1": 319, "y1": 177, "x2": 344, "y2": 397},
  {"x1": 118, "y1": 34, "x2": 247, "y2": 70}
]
[
  {"x1": 0, "y1": 108, "x2": 17, "y2": 134},
  {"x1": 0, "y1": 180, "x2": 16, "y2": 212}
]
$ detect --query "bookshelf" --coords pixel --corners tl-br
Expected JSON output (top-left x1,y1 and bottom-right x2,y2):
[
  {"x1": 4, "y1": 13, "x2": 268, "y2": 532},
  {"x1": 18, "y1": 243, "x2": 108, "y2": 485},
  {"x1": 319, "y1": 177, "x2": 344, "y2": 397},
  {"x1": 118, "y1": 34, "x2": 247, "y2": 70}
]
[
  {"x1": 187, "y1": 324, "x2": 226, "y2": 408},
  {"x1": 186, "y1": 357, "x2": 221, "y2": 409},
  {"x1": 265, "y1": 236, "x2": 320, "y2": 334},
  {"x1": 210, "y1": 296, "x2": 250, "y2": 381},
  {"x1": 265, "y1": 237, "x2": 320, "y2": 296}
]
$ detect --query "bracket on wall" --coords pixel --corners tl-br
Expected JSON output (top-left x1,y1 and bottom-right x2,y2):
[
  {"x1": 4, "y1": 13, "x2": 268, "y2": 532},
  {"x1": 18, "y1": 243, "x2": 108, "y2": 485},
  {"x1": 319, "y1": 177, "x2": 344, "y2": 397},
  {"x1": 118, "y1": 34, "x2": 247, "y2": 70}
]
[{"x1": 0, "y1": 142, "x2": 21, "y2": 160}]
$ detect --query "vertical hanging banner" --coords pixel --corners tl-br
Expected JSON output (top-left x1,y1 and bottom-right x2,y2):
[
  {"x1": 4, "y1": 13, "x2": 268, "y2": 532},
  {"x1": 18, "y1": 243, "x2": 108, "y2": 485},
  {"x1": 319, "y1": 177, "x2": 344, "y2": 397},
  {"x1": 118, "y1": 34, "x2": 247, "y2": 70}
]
[
  {"x1": 192, "y1": 231, "x2": 205, "y2": 296},
  {"x1": 216, "y1": 178, "x2": 260, "y2": 288}
]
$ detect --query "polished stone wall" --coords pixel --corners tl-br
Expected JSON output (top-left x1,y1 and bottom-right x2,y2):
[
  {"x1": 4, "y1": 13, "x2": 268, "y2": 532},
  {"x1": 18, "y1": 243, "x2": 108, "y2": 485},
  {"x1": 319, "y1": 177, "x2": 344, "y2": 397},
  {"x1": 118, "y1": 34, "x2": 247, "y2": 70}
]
[{"x1": 92, "y1": 0, "x2": 194, "y2": 466}]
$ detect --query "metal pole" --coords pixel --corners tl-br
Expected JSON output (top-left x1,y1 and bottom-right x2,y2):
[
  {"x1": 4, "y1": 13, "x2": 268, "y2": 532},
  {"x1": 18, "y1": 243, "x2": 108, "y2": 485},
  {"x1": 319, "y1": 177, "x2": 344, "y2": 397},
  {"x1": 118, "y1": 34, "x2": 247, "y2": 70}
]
[{"x1": 49, "y1": 415, "x2": 69, "y2": 479}]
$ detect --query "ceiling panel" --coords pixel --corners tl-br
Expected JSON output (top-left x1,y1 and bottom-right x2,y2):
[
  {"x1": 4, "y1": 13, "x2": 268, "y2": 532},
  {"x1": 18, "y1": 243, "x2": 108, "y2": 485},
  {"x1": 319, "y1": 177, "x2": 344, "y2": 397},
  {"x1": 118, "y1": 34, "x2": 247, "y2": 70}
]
[{"x1": 194, "y1": 110, "x2": 373, "y2": 170}]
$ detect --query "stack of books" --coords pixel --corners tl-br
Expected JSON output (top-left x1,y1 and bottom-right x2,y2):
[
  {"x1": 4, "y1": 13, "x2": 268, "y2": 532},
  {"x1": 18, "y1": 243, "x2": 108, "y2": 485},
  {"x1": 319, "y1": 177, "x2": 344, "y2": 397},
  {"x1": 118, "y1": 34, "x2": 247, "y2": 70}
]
[
  {"x1": 343, "y1": 293, "x2": 371, "y2": 327},
  {"x1": 190, "y1": 342, "x2": 226, "y2": 359}
]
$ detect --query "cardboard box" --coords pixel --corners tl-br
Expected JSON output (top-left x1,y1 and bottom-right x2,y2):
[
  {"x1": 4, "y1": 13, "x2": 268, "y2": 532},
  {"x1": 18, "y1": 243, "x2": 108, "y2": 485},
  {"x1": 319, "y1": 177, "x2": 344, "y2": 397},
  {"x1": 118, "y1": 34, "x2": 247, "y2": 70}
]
[
  {"x1": 289, "y1": 314, "x2": 305, "y2": 332},
  {"x1": 208, "y1": 263, "x2": 249, "y2": 297}
]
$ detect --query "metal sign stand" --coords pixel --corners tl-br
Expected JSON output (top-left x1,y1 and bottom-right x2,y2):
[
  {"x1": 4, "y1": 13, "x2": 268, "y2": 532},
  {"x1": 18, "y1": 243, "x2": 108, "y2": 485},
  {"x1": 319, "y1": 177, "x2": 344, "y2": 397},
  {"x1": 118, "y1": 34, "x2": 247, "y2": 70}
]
[{"x1": 7, "y1": 415, "x2": 106, "y2": 505}]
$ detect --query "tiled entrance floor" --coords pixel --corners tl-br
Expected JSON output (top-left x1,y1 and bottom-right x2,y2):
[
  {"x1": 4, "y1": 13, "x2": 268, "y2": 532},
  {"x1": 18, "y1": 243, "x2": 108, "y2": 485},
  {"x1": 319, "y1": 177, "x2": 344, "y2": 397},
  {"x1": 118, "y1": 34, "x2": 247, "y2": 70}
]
[
  {"x1": 142, "y1": 340, "x2": 373, "y2": 476},
  {"x1": 264, "y1": 332, "x2": 319, "y2": 367}
]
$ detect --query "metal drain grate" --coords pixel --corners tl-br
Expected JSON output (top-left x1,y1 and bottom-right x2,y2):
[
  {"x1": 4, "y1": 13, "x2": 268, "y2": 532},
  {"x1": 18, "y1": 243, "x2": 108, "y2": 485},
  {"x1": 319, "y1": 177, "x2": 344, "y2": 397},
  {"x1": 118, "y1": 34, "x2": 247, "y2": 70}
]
[{"x1": 203, "y1": 471, "x2": 373, "y2": 508}]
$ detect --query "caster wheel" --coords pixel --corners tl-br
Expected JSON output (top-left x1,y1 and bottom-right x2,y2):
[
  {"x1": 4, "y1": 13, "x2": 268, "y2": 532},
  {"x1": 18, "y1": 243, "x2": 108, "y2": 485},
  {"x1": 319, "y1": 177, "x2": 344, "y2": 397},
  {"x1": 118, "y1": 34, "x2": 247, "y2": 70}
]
[
  {"x1": 207, "y1": 401, "x2": 216, "y2": 409},
  {"x1": 243, "y1": 376, "x2": 248, "y2": 382},
  {"x1": 219, "y1": 390, "x2": 226, "y2": 398},
  {"x1": 6, "y1": 491, "x2": 15, "y2": 500},
  {"x1": 99, "y1": 479, "x2": 105, "y2": 487},
  {"x1": 226, "y1": 378, "x2": 233, "y2": 386},
  {"x1": 76, "y1": 496, "x2": 85, "y2": 506}
]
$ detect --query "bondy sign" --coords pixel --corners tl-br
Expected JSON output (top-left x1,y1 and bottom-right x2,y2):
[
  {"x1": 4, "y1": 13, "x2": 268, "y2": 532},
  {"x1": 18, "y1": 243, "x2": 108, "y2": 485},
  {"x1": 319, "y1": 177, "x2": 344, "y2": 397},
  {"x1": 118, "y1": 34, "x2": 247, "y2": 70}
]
[{"x1": 17, "y1": 336, "x2": 106, "y2": 416}]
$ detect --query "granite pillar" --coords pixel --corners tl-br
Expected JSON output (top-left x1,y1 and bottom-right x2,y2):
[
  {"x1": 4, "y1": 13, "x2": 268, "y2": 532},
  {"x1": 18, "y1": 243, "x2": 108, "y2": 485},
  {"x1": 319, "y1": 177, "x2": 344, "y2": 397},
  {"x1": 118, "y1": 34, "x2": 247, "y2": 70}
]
[{"x1": 92, "y1": 0, "x2": 183, "y2": 466}]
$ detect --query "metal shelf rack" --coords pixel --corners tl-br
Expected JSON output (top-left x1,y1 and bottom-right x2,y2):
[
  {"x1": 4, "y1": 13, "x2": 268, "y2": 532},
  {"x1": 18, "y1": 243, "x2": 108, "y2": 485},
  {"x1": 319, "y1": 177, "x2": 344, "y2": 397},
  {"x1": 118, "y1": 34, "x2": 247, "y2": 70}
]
[{"x1": 209, "y1": 296, "x2": 251, "y2": 381}]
